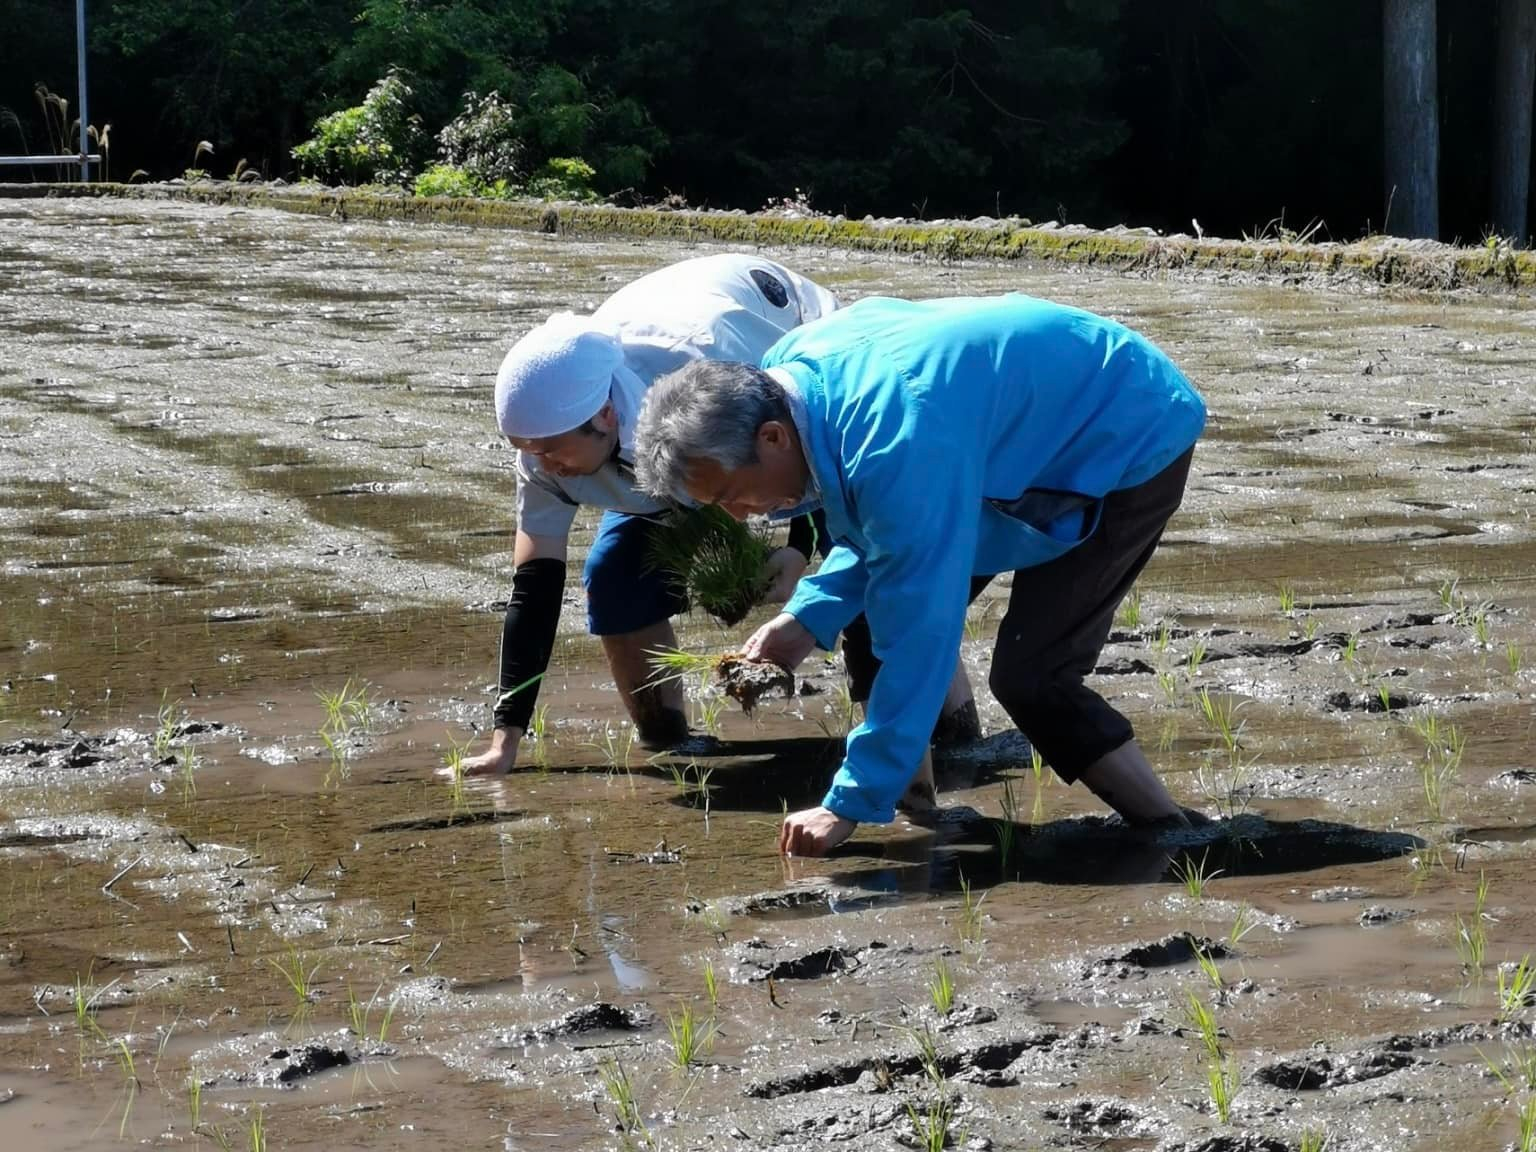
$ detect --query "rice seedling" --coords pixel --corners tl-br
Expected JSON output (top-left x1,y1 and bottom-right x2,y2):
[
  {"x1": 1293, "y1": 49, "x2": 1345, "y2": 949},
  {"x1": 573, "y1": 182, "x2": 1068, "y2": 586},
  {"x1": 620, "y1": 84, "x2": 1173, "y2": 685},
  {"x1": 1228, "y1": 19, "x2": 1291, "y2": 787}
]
[
  {"x1": 928, "y1": 955, "x2": 956, "y2": 1016},
  {"x1": 1420, "y1": 719, "x2": 1464, "y2": 823},
  {"x1": 1278, "y1": 583, "x2": 1296, "y2": 616},
  {"x1": 693, "y1": 692, "x2": 726, "y2": 736},
  {"x1": 1472, "y1": 606, "x2": 1492, "y2": 650},
  {"x1": 994, "y1": 777, "x2": 1020, "y2": 874},
  {"x1": 1192, "y1": 940, "x2": 1226, "y2": 994},
  {"x1": 957, "y1": 873, "x2": 986, "y2": 946},
  {"x1": 702, "y1": 959, "x2": 719, "y2": 1012},
  {"x1": 904, "y1": 1093, "x2": 958, "y2": 1152},
  {"x1": 1183, "y1": 991, "x2": 1239, "y2": 1124},
  {"x1": 177, "y1": 741, "x2": 200, "y2": 801},
  {"x1": 1028, "y1": 747, "x2": 1047, "y2": 822},
  {"x1": 910, "y1": 1023, "x2": 944, "y2": 1085},
  {"x1": 269, "y1": 946, "x2": 321, "y2": 1016},
  {"x1": 187, "y1": 1077, "x2": 202, "y2": 1131},
  {"x1": 1302, "y1": 616, "x2": 1320, "y2": 640},
  {"x1": 1155, "y1": 620, "x2": 1174, "y2": 656},
  {"x1": 815, "y1": 681, "x2": 858, "y2": 741},
  {"x1": 1196, "y1": 689, "x2": 1244, "y2": 755},
  {"x1": 1500, "y1": 955, "x2": 1536, "y2": 1024},
  {"x1": 646, "y1": 648, "x2": 720, "y2": 691},
  {"x1": 1154, "y1": 715, "x2": 1178, "y2": 754},
  {"x1": 442, "y1": 733, "x2": 473, "y2": 813},
  {"x1": 1482, "y1": 1042, "x2": 1536, "y2": 1095},
  {"x1": 346, "y1": 982, "x2": 396, "y2": 1042},
  {"x1": 1453, "y1": 872, "x2": 1490, "y2": 981},
  {"x1": 153, "y1": 691, "x2": 183, "y2": 759},
  {"x1": 1171, "y1": 849, "x2": 1221, "y2": 901},
  {"x1": 1374, "y1": 679, "x2": 1395, "y2": 717},
  {"x1": 1299, "y1": 1128, "x2": 1329, "y2": 1152},
  {"x1": 1185, "y1": 637, "x2": 1208, "y2": 680},
  {"x1": 1156, "y1": 668, "x2": 1180, "y2": 706},
  {"x1": 1227, "y1": 904, "x2": 1258, "y2": 949},
  {"x1": 1116, "y1": 587, "x2": 1143, "y2": 630},
  {"x1": 1509, "y1": 642, "x2": 1523, "y2": 678},
  {"x1": 72, "y1": 970, "x2": 107, "y2": 1041},
  {"x1": 647, "y1": 505, "x2": 774, "y2": 625},
  {"x1": 316, "y1": 678, "x2": 370, "y2": 740},
  {"x1": 1520, "y1": 1095, "x2": 1536, "y2": 1152},
  {"x1": 113, "y1": 1036, "x2": 139, "y2": 1138},
  {"x1": 1341, "y1": 631, "x2": 1359, "y2": 669},
  {"x1": 598, "y1": 1057, "x2": 653, "y2": 1150},
  {"x1": 666, "y1": 1002, "x2": 713, "y2": 1070},
  {"x1": 582, "y1": 724, "x2": 636, "y2": 775},
  {"x1": 247, "y1": 1105, "x2": 266, "y2": 1152},
  {"x1": 152, "y1": 1012, "x2": 180, "y2": 1079},
  {"x1": 527, "y1": 702, "x2": 551, "y2": 769},
  {"x1": 1439, "y1": 576, "x2": 1463, "y2": 615}
]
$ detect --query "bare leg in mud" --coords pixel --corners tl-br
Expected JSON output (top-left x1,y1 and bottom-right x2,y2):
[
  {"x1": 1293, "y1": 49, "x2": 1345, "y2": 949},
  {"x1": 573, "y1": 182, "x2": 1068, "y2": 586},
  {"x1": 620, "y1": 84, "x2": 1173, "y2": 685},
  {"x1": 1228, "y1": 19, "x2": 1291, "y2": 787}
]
[{"x1": 602, "y1": 619, "x2": 689, "y2": 747}]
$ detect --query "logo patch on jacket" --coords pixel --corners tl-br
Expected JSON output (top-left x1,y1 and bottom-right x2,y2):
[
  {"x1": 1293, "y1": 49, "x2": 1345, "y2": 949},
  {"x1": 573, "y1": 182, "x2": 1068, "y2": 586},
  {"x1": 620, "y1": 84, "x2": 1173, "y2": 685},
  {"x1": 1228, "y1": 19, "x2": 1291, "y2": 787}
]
[{"x1": 751, "y1": 268, "x2": 790, "y2": 309}]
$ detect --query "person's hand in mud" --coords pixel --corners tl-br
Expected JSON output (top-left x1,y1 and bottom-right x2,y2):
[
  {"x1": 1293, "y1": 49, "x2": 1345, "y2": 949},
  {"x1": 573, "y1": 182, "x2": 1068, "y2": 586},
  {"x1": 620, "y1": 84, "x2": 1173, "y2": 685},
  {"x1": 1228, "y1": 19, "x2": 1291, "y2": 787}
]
[
  {"x1": 743, "y1": 612, "x2": 817, "y2": 670},
  {"x1": 452, "y1": 726, "x2": 522, "y2": 777},
  {"x1": 759, "y1": 547, "x2": 809, "y2": 605},
  {"x1": 780, "y1": 806, "x2": 857, "y2": 856}
]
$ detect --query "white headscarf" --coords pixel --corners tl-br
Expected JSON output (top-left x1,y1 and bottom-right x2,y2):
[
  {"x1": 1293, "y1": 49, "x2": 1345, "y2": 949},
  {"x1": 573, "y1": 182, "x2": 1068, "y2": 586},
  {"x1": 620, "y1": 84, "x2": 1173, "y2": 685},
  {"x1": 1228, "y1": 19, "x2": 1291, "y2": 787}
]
[{"x1": 495, "y1": 312, "x2": 647, "y2": 449}]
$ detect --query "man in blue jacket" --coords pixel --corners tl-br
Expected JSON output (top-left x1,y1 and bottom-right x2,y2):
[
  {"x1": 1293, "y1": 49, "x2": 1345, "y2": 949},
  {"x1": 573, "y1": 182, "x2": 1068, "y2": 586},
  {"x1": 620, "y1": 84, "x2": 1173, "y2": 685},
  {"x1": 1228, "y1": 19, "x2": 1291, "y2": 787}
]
[{"x1": 632, "y1": 294, "x2": 1206, "y2": 856}]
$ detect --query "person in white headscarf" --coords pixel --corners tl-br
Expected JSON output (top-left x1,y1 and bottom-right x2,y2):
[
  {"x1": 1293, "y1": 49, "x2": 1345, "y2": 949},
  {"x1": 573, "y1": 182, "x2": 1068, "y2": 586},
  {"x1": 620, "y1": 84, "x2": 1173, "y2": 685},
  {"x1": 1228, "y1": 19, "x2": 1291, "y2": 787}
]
[{"x1": 465, "y1": 253, "x2": 978, "y2": 778}]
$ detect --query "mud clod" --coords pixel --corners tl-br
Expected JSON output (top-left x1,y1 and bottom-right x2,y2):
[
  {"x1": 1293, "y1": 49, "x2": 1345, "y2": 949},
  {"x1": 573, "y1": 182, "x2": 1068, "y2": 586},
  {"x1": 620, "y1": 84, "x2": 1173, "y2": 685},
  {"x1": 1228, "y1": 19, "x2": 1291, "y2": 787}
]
[
  {"x1": 503, "y1": 1002, "x2": 651, "y2": 1045},
  {"x1": 1100, "y1": 934, "x2": 1232, "y2": 972},
  {"x1": 715, "y1": 655, "x2": 795, "y2": 714},
  {"x1": 1254, "y1": 1047, "x2": 1416, "y2": 1090},
  {"x1": 267, "y1": 1041, "x2": 353, "y2": 1084},
  {"x1": 1043, "y1": 1097, "x2": 1143, "y2": 1132},
  {"x1": 752, "y1": 946, "x2": 858, "y2": 982}
]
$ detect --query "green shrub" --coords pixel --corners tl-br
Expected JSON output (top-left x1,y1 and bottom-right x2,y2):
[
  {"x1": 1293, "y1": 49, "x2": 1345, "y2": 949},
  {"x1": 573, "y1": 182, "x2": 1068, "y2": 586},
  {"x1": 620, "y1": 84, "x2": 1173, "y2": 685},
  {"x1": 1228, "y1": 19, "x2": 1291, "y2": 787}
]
[
  {"x1": 436, "y1": 90, "x2": 523, "y2": 187},
  {"x1": 292, "y1": 68, "x2": 421, "y2": 186},
  {"x1": 526, "y1": 156, "x2": 597, "y2": 200},
  {"x1": 413, "y1": 163, "x2": 478, "y2": 198}
]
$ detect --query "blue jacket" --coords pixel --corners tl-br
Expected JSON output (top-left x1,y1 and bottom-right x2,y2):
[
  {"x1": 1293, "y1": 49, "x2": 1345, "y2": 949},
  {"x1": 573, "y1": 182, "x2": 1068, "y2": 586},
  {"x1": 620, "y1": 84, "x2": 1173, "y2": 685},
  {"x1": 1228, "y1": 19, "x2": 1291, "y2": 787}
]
[{"x1": 765, "y1": 294, "x2": 1206, "y2": 824}]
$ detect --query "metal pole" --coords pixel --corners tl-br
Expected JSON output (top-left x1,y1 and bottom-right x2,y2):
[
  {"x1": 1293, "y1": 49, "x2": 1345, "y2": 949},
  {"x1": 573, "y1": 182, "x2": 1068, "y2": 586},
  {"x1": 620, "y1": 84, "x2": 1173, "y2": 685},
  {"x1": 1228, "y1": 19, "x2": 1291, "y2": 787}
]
[{"x1": 76, "y1": 0, "x2": 88, "y2": 182}]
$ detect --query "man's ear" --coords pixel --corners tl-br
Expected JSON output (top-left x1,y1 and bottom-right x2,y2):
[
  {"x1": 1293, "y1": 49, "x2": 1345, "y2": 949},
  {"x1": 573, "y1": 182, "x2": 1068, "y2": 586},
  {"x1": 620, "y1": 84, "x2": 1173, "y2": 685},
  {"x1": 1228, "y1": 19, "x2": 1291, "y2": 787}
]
[
  {"x1": 758, "y1": 419, "x2": 791, "y2": 453},
  {"x1": 593, "y1": 400, "x2": 619, "y2": 433}
]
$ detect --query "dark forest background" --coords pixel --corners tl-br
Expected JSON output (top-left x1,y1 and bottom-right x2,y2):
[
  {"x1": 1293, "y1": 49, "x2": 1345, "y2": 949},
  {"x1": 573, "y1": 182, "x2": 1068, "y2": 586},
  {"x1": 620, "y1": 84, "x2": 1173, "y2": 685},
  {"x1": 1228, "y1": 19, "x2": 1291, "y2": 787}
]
[{"x1": 0, "y1": 1, "x2": 1528, "y2": 243}]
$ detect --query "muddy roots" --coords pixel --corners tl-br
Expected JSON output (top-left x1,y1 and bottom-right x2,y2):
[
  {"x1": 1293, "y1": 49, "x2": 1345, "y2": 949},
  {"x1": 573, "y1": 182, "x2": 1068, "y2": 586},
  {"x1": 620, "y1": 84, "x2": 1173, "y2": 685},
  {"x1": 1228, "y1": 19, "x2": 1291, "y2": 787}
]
[{"x1": 714, "y1": 654, "x2": 795, "y2": 714}]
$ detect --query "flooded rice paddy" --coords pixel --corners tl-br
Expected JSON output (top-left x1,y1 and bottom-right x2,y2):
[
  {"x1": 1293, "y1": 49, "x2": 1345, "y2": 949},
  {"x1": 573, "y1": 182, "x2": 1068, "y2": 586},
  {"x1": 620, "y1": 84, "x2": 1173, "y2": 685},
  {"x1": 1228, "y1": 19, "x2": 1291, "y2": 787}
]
[{"x1": 2, "y1": 198, "x2": 1536, "y2": 1151}]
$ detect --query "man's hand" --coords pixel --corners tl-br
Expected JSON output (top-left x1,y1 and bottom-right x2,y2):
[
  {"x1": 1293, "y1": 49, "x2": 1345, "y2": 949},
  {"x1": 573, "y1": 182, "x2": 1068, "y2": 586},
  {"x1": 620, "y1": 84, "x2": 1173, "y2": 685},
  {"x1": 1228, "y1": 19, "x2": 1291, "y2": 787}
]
[
  {"x1": 760, "y1": 546, "x2": 809, "y2": 605},
  {"x1": 779, "y1": 806, "x2": 857, "y2": 856},
  {"x1": 743, "y1": 612, "x2": 817, "y2": 671},
  {"x1": 453, "y1": 726, "x2": 523, "y2": 777}
]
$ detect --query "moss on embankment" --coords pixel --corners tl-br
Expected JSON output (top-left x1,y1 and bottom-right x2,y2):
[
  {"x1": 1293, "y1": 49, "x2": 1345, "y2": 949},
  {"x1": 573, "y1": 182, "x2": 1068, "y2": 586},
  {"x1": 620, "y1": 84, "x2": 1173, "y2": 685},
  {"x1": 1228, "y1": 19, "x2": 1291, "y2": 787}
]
[{"x1": 6, "y1": 180, "x2": 1534, "y2": 294}]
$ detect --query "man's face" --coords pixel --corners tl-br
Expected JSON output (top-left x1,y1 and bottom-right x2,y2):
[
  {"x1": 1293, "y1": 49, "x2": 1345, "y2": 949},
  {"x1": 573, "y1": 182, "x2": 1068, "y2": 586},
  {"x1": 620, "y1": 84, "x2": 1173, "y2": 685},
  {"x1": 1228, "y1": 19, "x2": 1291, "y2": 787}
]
[
  {"x1": 682, "y1": 419, "x2": 809, "y2": 520},
  {"x1": 509, "y1": 402, "x2": 617, "y2": 477}
]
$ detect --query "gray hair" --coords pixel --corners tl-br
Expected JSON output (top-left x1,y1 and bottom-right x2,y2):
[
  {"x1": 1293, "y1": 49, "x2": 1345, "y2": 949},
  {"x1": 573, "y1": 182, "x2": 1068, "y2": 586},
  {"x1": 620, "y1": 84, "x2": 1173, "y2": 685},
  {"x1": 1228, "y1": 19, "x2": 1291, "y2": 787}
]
[{"x1": 633, "y1": 360, "x2": 790, "y2": 499}]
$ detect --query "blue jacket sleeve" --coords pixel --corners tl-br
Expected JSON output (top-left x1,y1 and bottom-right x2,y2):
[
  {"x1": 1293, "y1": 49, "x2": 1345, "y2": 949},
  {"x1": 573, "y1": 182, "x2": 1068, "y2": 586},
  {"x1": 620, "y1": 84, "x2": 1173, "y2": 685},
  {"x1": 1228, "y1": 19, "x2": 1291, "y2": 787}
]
[
  {"x1": 784, "y1": 544, "x2": 868, "y2": 650},
  {"x1": 818, "y1": 418, "x2": 979, "y2": 825}
]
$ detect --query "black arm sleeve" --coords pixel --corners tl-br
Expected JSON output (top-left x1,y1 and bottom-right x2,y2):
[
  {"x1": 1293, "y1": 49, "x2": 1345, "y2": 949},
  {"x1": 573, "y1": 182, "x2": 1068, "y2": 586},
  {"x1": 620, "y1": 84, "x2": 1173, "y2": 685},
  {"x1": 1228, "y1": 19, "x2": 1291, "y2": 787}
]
[
  {"x1": 786, "y1": 512, "x2": 818, "y2": 562},
  {"x1": 492, "y1": 557, "x2": 566, "y2": 731}
]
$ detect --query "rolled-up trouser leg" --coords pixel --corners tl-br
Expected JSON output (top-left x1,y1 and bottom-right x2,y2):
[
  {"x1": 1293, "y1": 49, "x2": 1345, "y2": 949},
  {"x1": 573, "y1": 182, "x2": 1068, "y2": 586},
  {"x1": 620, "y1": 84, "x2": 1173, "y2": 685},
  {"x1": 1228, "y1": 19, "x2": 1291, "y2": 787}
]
[{"x1": 988, "y1": 448, "x2": 1195, "y2": 782}]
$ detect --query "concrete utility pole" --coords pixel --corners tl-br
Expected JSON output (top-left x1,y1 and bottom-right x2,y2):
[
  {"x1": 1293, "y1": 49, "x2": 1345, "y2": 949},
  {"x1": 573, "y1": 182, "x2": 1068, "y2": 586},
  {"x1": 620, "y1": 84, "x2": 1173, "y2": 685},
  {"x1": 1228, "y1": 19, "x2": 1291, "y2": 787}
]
[
  {"x1": 1382, "y1": 0, "x2": 1439, "y2": 239},
  {"x1": 1494, "y1": 0, "x2": 1536, "y2": 245}
]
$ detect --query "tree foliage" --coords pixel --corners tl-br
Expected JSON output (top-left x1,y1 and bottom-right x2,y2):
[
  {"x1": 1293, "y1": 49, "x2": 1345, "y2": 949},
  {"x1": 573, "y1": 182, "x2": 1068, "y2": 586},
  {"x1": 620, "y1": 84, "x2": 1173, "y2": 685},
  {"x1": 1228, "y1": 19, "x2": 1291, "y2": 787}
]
[{"x1": 0, "y1": 0, "x2": 1521, "y2": 239}]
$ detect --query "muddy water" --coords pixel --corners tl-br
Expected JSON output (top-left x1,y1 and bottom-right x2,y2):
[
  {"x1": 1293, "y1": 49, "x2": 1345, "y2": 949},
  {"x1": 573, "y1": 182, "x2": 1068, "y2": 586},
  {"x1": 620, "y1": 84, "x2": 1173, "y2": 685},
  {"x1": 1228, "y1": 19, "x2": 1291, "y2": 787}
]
[{"x1": 2, "y1": 198, "x2": 1536, "y2": 1150}]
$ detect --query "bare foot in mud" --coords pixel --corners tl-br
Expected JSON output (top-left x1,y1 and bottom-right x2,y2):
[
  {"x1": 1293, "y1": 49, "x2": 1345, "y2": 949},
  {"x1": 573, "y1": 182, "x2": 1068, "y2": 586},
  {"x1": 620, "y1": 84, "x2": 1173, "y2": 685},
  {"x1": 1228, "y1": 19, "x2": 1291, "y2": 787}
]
[{"x1": 714, "y1": 654, "x2": 795, "y2": 714}]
